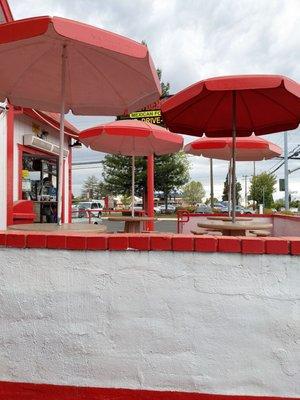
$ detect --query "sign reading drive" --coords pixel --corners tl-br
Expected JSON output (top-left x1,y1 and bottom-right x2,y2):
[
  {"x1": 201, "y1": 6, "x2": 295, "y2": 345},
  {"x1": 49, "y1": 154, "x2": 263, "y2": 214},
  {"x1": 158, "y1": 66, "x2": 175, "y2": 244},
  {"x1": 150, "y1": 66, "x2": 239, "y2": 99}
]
[{"x1": 118, "y1": 96, "x2": 171, "y2": 127}]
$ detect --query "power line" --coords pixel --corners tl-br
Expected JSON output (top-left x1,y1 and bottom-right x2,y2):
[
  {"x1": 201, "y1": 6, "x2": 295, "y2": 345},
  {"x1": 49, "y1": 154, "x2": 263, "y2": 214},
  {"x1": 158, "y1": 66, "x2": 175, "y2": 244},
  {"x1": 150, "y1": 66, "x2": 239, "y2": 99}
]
[{"x1": 267, "y1": 144, "x2": 300, "y2": 174}]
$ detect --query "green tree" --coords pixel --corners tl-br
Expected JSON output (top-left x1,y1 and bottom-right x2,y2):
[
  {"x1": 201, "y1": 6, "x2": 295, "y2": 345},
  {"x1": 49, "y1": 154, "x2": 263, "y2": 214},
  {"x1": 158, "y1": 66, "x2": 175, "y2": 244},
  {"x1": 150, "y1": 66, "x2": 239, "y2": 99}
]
[
  {"x1": 272, "y1": 198, "x2": 284, "y2": 211},
  {"x1": 222, "y1": 173, "x2": 242, "y2": 204},
  {"x1": 157, "y1": 68, "x2": 170, "y2": 97},
  {"x1": 205, "y1": 197, "x2": 218, "y2": 205},
  {"x1": 102, "y1": 155, "x2": 147, "y2": 197},
  {"x1": 102, "y1": 152, "x2": 189, "y2": 206},
  {"x1": 249, "y1": 172, "x2": 276, "y2": 209},
  {"x1": 155, "y1": 152, "x2": 190, "y2": 209},
  {"x1": 103, "y1": 61, "x2": 188, "y2": 207},
  {"x1": 182, "y1": 181, "x2": 205, "y2": 205},
  {"x1": 141, "y1": 41, "x2": 169, "y2": 97},
  {"x1": 120, "y1": 195, "x2": 131, "y2": 208},
  {"x1": 82, "y1": 175, "x2": 100, "y2": 199},
  {"x1": 290, "y1": 200, "x2": 299, "y2": 209}
]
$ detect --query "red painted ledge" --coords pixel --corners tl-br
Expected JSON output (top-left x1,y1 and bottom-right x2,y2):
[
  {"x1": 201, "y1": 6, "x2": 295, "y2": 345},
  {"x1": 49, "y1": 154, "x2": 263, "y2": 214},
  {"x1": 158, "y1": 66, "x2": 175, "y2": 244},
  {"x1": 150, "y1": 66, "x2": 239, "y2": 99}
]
[
  {"x1": 0, "y1": 381, "x2": 299, "y2": 400},
  {"x1": 0, "y1": 231, "x2": 299, "y2": 255}
]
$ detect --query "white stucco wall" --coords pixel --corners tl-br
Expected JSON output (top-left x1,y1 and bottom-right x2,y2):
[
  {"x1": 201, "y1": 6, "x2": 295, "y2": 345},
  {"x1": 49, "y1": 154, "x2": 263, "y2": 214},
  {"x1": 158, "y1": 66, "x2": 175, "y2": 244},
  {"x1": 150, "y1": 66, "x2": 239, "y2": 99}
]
[
  {"x1": 0, "y1": 107, "x2": 7, "y2": 229},
  {"x1": 0, "y1": 249, "x2": 299, "y2": 397}
]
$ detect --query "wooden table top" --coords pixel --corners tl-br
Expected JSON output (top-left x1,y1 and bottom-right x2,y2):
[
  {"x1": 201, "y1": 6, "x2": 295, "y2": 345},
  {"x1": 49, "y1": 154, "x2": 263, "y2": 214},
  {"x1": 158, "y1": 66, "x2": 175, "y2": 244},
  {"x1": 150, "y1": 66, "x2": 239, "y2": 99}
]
[
  {"x1": 8, "y1": 223, "x2": 107, "y2": 233},
  {"x1": 207, "y1": 216, "x2": 253, "y2": 221},
  {"x1": 108, "y1": 216, "x2": 155, "y2": 222},
  {"x1": 198, "y1": 222, "x2": 273, "y2": 231}
]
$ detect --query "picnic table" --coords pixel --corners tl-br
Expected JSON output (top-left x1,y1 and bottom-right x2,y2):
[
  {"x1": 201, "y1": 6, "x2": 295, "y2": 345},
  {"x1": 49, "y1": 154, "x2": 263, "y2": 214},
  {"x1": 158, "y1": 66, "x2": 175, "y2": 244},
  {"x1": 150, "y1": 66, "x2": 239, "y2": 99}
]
[
  {"x1": 197, "y1": 221, "x2": 273, "y2": 236},
  {"x1": 207, "y1": 216, "x2": 253, "y2": 221},
  {"x1": 107, "y1": 216, "x2": 155, "y2": 233}
]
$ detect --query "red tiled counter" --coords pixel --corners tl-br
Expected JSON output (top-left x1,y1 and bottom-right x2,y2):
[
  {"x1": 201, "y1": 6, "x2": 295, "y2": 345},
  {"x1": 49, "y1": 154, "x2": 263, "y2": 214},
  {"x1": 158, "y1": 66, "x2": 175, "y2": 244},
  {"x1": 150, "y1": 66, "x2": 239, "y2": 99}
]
[{"x1": 1, "y1": 231, "x2": 299, "y2": 255}]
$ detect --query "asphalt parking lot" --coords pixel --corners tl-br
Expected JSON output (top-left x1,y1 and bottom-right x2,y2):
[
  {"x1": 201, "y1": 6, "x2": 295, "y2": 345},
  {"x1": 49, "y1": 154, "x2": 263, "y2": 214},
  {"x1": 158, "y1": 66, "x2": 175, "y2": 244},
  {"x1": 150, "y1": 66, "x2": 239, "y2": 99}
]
[{"x1": 73, "y1": 217, "x2": 177, "y2": 233}]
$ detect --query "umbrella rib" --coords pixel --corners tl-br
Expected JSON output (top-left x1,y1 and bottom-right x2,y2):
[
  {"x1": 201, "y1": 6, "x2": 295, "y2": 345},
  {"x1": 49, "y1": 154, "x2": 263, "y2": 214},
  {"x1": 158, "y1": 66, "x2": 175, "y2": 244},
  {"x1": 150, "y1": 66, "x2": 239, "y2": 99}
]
[
  {"x1": 6, "y1": 44, "x2": 54, "y2": 97},
  {"x1": 87, "y1": 45, "x2": 156, "y2": 84},
  {"x1": 202, "y1": 92, "x2": 227, "y2": 133},
  {"x1": 73, "y1": 46, "x2": 128, "y2": 110},
  {"x1": 239, "y1": 91, "x2": 255, "y2": 133},
  {"x1": 119, "y1": 132, "x2": 129, "y2": 155},
  {"x1": 172, "y1": 93, "x2": 216, "y2": 125},
  {"x1": 255, "y1": 89, "x2": 299, "y2": 119}
]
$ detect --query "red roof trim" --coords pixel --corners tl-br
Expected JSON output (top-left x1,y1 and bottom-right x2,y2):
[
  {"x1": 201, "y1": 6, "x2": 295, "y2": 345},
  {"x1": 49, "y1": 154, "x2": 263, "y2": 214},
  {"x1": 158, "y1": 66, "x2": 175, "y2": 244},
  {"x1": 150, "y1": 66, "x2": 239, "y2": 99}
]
[
  {"x1": 0, "y1": 0, "x2": 13, "y2": 22},
  {"x1": 23, "y1": 108, "x2": 79, "y2": 138}
]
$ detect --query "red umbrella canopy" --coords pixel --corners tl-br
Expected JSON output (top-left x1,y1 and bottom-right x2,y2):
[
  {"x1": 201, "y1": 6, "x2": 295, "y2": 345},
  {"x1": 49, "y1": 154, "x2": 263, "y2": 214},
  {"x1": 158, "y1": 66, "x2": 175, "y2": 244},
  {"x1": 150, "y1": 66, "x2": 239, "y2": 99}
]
[
  {"x1": 79, "y1": 120, "x2": 183, "y2": 156},
  {"x1": 0, "y1": 16, "x2": 161, "y2": 114},
  {"x1": 185, "y1": 136, "x2": 282, "y2": 161},
  {"x1": 161, "y1": 75, "x2": 300, "y2": 137}
]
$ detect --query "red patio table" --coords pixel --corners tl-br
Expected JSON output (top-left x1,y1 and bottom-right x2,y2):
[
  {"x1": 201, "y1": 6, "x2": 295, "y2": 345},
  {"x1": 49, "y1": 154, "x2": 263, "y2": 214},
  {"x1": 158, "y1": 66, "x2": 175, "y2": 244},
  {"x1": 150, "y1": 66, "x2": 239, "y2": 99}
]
[
  {"x1": 198, "y1": 221, "x2": 273, "y2": 236},
  {"x1": 207, "y1": 216, "x2": 253, "y2": 221}
]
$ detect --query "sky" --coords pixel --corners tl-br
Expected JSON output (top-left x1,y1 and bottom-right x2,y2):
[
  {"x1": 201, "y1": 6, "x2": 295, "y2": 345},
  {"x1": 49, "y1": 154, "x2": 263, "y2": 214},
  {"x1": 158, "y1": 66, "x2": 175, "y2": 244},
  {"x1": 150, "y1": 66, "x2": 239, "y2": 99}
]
[{"x1": 9, "y1": 0, "x2": 300, "y2": 201}]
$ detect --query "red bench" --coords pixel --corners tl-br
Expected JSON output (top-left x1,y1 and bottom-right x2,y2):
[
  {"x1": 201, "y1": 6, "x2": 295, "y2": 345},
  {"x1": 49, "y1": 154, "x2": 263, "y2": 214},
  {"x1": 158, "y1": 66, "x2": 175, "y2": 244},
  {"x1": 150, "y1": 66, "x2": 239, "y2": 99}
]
[{"x1": 12, "y1": 200, "x2": 35, "y2": 225}]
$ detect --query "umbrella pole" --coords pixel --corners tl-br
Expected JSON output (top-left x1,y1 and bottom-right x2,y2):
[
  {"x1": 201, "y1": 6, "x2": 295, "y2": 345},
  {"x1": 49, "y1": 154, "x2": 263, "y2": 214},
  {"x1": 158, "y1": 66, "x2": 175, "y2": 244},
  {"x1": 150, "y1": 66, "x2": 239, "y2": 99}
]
[
  {"x1": 57, "y1": 45, "x2": 67, "y2": 226},
  {"x1": 231, "y1": 90, "x2": 237, "y2": 223},
  {"x1": 209, "y1": 158, "x2": 214, "y2": 209},
  {"x1": 131, "y1": 155, "x2": 135, "y2": 217},
  {"x1": 228, "y1": 159, "x2": 232, "y2": 216}
]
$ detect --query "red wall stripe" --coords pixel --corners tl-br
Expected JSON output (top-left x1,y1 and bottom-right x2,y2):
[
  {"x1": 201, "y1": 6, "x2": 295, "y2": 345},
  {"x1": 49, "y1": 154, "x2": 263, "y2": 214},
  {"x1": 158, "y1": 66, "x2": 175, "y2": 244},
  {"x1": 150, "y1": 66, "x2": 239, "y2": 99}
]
[{"x1": 0, "y1": 381, "x2": 298, "y2": 400}]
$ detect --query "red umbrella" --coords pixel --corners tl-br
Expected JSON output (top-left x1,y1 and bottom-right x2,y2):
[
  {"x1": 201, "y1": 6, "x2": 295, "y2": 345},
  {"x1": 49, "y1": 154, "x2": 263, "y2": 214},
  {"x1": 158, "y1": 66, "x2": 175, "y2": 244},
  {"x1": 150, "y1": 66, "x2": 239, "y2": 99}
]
[
  {"x1": 162, "y1": 75, "x2": 300, "y2": 221},
  {"x1": 184, "y1": 136, "x2": 282, "y2": 161},
  {"x1": 0, "y1": 16, "x2": 161, "y2": 224},
  {"x1": 185, "y1": 135, "x2": 282, "y2": 212},
  {"x1": 80, "y1": 120, "x2": 183, "y2": 216}
]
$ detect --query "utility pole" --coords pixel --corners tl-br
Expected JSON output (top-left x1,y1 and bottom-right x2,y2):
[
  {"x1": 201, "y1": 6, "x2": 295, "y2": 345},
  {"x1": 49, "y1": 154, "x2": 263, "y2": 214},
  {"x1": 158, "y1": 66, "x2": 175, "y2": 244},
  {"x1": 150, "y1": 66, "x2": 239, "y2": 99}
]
[
  {"x1": 242, "y1": 175, "x2": 248, "y2": 207},
  {"x1": 284, "y1": 131, "x2": 289, "y2": 210},
  {"x1": 210, "y1": 158, "x2": 214, "y2": 209}
]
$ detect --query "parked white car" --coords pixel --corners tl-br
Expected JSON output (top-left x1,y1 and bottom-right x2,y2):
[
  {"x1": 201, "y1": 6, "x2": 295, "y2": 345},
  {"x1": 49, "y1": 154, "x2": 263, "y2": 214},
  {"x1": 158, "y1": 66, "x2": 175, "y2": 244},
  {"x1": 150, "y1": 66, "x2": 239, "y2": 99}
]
[
  {"x1": 77, "y1": 201, "x2": 103, "y2": 218},
  {"x1": 159, "y1": 204, "x2": 176, "y2": 214}
]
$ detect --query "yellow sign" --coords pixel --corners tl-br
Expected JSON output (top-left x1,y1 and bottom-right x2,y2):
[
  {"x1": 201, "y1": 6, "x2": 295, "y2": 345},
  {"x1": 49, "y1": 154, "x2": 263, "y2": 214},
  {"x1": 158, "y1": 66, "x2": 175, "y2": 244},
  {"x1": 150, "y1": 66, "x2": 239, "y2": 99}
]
[
  {"x1": 129, "y1": 110, "x2": 161, "y2": 119},
  {"x1": 32, "y1": 122, "x2": 41, "y2": 134},
  {"x1": 22, "y1": 169, "x2": 29, "y2": 178}
]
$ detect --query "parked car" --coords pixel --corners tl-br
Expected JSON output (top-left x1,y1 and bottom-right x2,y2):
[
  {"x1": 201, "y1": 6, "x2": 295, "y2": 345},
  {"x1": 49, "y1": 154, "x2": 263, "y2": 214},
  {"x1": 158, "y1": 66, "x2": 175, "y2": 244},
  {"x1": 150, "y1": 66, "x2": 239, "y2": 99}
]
[
  {"x1": 213, "y1": 203, "x2": 227, "y2": 213},
  {"x1": 154, "y1": 206, "x2": 161, "y2": 214},
  {"x1": 235, "y1": 205, "x2": 255, "y2": 214},
  {"x1": 195, "y1": 204, "x2": 212, "y2": 214},
  {"x1": 77, "y1": 201, "x2": 103, "y2": 218},
  {"x1": 221, "y1": 205, "x2": 255, "y2": 214},
  {"x1": 159, "y1": 204, "x2": 176, "y2": 214}
]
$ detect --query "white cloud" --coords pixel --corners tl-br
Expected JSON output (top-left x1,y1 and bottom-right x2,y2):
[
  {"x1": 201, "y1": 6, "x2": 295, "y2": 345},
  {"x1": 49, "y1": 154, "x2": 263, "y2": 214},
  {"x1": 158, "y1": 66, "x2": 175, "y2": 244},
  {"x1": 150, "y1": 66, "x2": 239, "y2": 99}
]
[{"x1": 8, "y1": 0, "x2": 300, "y2": 198}]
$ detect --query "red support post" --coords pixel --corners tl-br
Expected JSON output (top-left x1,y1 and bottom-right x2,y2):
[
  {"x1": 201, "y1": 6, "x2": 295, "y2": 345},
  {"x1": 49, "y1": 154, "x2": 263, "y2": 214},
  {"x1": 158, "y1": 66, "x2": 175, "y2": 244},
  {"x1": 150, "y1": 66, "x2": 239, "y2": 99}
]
[
  {"x1": 68, "y1": 148, "x2": 72, "y2": 223},
  {"x1": 6, "y1": 104, "x2": 14, "y2": 226},
  {"x1": 146, "y1": 154, "x2": 154, "y2": 231}
]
